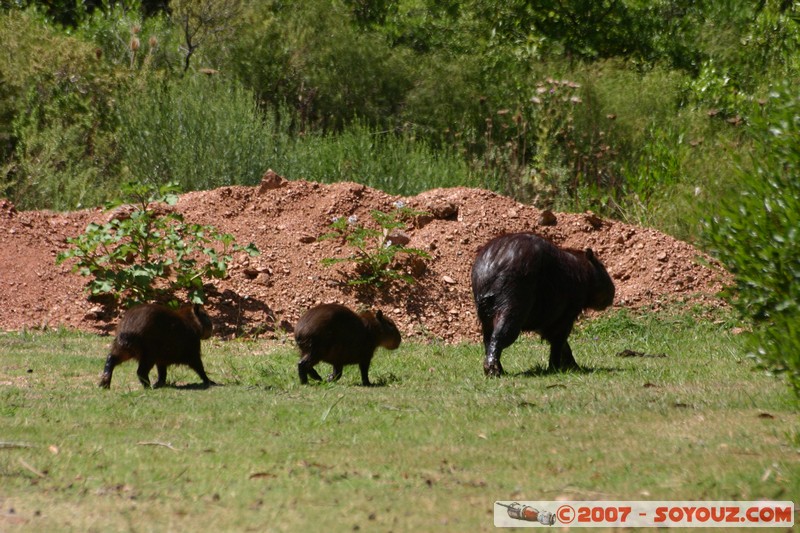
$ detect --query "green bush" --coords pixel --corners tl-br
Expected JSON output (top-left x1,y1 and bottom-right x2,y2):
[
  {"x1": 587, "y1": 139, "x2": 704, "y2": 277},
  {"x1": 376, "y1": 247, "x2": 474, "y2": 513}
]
[
  {"x1": 703, "y1": 84, "x2": 800, "y2": 397},
  {"x1": 118, "y1": 73, "x2": 274, "y2": 191},
  {"x1": 229, "y1": 0, "x2": 411, "y2": 131},
  {"x1": 57, "y1": 181, "x2": 258, "y2": 307},
  {"x1": 75, "y1": 2, "x2": 179, "y2": 72},
  {"x1": 226, "y1": 3, "x2": 298, "y2": 113},
  {"x1": 0, "y1": 9, "x2": 121, "y2": 210}
]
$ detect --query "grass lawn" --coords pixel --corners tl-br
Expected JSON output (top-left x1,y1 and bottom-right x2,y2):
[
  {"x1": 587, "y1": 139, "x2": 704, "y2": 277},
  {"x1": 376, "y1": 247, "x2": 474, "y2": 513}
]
[{"x1": 1, "y1": 308, "x2": 797, "y2": 532}]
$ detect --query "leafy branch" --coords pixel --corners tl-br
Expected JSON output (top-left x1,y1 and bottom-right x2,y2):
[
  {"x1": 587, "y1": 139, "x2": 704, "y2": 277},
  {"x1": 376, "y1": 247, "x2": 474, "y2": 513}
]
[
  {"x1": 319, "y1": 202, "x2": 430, "y2": 287},
  {"x1": 57, "y1": 181, "x2": 258, "y2": 306}
]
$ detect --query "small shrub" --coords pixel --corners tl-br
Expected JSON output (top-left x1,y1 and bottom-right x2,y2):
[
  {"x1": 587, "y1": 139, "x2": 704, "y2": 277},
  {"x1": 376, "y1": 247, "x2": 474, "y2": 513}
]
[
  {"x1": 57, "y1": 181, "x2": 258, "y2": 306},
  {"x1": 703, "y1": 84, "x2": 800, "y2": 398},
  {"x1": 319, "y1": 202, "x2": 430, "y2": 287}
]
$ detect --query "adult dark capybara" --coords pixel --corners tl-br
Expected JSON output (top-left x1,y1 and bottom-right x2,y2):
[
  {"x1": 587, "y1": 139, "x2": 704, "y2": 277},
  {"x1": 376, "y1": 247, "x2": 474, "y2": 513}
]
[
  {"x1": 295, "y1": 303, "x2": 401, "y2": 386},
  {"x1": 99, "y1": 303, "x2": 215, "y2": 389},
  {"x1": 471, "y1": 233, "x2": 615, "y2": 376}
]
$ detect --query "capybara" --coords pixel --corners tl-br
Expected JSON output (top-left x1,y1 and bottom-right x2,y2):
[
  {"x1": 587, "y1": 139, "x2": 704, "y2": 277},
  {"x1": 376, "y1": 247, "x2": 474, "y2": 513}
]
[
  {"x1": 99, "y1": 303, "x2": 215, "y2": 389},
  {"x1": 294, "y1": 303, "x2": 401, "y2": 386},
  {"x1": 471, "y1": 233, "x2": 615, "y2": 376}
]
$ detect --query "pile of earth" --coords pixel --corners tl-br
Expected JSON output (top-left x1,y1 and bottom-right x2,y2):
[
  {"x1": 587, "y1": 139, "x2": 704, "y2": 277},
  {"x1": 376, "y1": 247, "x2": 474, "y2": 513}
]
[{"x1": 0, "y1": 173, "x2": 730, "y2": 343}]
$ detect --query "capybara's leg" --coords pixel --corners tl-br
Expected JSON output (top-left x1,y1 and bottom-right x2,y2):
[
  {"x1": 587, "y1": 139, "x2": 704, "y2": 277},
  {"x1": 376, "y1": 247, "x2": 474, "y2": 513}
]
[
  {"x1": 327, "y1": 365, "x2": 343, "y2": 382},
  {"x1": 484, "y1": 313, "x2": 521, "y2": 377},
  {"x1": 99, "y1": 353, "x2": 121, "y2": 389},
  {"x1": 298, "y1": 358, "x2": 310, "y2": 384},
  {"x1": 547, "y1": 336, "x2": 579, "y2": 371},
  {"x1": 484, "y1": 340, "x2": 506, "y2": 377},
  {"x1": 298, "y1": 355, "x2": 322, "y2": 384},
  {"x1": 358, "y1": 362, "x2": 371, "y2": 386},
  {"x1": 554, "y1": 340, "x2": 579, "y2": 371},
  {"x1": 136, "y1": 360, "x2": 155, "y2": 388},
  {"x1": 153, "y1": 364, "x2": 168, "y2": 388},
  {"x1": 187, "y1": 359, "x2": 216, "y2": 387},
  {"x1": 546, "y1": 323, "x2": 579, "y2": 371},
  {"x1": 481, "y1": 326, "x2": 494, "y2": 373}
]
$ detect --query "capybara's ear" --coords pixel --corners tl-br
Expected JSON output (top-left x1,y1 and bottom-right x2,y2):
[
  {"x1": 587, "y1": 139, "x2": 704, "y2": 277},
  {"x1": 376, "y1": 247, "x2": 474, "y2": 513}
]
[
  {"x1": 585, "y1": 248, "x2": 595, "y2": 260},
  {"x1": 376, "y1": 310, "x2": 384, "y2": 320}
]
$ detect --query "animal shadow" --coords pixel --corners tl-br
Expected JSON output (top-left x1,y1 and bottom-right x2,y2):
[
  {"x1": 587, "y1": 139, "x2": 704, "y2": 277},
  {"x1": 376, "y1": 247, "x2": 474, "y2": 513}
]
[
  {"x1": 310, "y1": 374, "x2": 399, "y2": 388},
  {"x1": 513, "y1": 365, "x2": 623, "y2": 378},
  {"x1": 161, "y1": 381, "x2": 221, "y2": 391},
  {"x1": 205, "y1": 288, "x2": 277, "y2": 337}
]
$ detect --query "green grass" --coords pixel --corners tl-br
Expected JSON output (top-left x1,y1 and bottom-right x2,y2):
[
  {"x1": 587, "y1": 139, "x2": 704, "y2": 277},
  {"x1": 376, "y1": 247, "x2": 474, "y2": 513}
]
[{"x1": 1, "y1": 310, "x2": 797, "y2": 532}]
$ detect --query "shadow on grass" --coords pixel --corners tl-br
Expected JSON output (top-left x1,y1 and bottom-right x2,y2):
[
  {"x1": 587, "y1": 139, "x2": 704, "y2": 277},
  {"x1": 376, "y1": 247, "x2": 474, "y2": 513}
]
[
  {"x1": 160, "y1": 381, "x2": 220, "y2": 391},
  {"x1": 370, "y1": 372, "x2": 402, "y2": 387},
  {"x1": 512, "y1": 365, "x2": 625, "y2": 377},
  {"x1": 289, "y1": 372, "x2": 402, "y2": 388}
]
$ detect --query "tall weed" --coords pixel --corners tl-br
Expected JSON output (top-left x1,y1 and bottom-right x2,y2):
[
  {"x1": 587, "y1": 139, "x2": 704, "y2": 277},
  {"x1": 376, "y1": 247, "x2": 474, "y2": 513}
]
[
  {"x1": 75, "y1": 2, "x2": 180, "y2": 72},
  {"x1": 277, "y1": 122, "x2": 483, "y2": 196},
  {"x1": 118, "y1": 73, "x2": 274, "y2": 191}
]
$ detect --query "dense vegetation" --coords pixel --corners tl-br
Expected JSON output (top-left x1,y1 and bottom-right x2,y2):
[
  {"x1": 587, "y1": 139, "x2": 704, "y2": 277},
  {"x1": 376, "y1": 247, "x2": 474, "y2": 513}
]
[
  {"x1": 2, "y1": 1, "x2": 797, "y2": 233},
  {"x1": 703, "y1": 83, "x2": 800, "y2": 397},
  {"x1": 1, "y1": 0, "x2": 798, "y2": 395}
]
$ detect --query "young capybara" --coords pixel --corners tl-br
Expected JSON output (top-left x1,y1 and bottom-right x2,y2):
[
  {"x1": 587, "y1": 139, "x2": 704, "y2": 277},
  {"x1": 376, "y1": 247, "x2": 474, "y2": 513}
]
[
  {"x1": 471, "y1": 233, "x2": 615, "y2": 376},
  {"x1": 294, "y1": 303, "x2": 401, "y2": 386},
  {"x1": 99, "y1": 303, "x2": 215, "y2": 389}
]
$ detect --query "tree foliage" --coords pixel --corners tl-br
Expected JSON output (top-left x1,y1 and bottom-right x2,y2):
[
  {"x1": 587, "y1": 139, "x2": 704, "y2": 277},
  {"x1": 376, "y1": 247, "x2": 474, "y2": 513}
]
[
  {"x1": 0, "y1": 0, "x2": 798, "y2": 232},
  {"x1": 170, "y1": 0, "x2": 242, "y2": 72}
]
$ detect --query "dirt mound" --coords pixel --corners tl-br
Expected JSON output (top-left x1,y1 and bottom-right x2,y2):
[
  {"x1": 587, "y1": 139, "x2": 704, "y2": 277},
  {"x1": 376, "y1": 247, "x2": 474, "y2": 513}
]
[{"x1": 0, "y1": 178, "x2": 730, "y2": 342}]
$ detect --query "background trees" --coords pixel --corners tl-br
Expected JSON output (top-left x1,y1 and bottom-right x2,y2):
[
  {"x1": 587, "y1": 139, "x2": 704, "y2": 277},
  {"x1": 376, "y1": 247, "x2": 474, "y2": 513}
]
[{"x1": 2, "y1": 1, "x2": 796, "y2": 227}]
